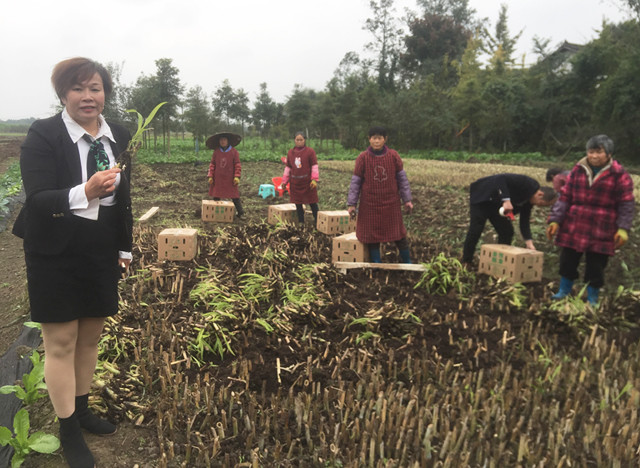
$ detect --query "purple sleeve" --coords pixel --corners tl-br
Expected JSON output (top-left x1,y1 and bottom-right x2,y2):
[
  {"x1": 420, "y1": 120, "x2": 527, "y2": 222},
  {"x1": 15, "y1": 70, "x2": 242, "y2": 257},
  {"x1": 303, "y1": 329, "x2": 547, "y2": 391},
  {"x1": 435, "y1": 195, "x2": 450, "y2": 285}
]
[
  {"x1": 547, "y1": 199, "x2": 568, "y2": 224},
  {"x1": 617, "y1": 200, "x2": 635, "y2": 230},
  {"x1": 396, "y1": 170, "x2": 412, "y2": 202},
  {"x1": 347, "y1": 175, "x2": 363, "y2": 206}
]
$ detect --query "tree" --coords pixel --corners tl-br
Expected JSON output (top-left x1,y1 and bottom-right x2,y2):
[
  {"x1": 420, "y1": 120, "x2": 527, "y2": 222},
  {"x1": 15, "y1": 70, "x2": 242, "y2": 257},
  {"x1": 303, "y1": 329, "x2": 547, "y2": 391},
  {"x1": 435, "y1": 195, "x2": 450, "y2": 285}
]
[
  {"x1": 311, "y1": 91, "x2": 337, "y2": 148},
  {"x1": 618, "y1": 0, "x2": 640, "y2": 19},
  {"x1": 363, "y1": 0, "x2": 403, "y2": 91},
  {"x1": 229, "y1": 88, "x2": 250, "y2": 134},
  {"x1": 102, "y1": 61, "x2": 129, "y2": 124},
  {"x1": 570, "y1": 20, "x2": 640, "y2": 157},
  {"x1": 332, "y1": 52, "x2": 369, "y2": 86},
  {"x1": 416, "y1": 0, "x2": 478, "y2": 26},
  {"x1": 284, "y1": 84, "x2": 315, "y2": 135},
  {"x1": 184, "y1": 85, "x2": 213, "y2": 150},
  {"x1": 252, "y1": 83, "x2": 280, "y2": 141},
  {"x1": 451, "y1": 36, "x2": 485, "y2": 151},
  {"x1": 154, "y1": 58, "x2": 183, "y2": 155},
  {"x1": 482, "y1": 4, "x2": 522, "y2": 67},
  {"x1": 401, "y1": 13, "x2": 471, "y2": 82},
  {"x1": 212, "y1": 79, "x2": 235, "y2": 125}
]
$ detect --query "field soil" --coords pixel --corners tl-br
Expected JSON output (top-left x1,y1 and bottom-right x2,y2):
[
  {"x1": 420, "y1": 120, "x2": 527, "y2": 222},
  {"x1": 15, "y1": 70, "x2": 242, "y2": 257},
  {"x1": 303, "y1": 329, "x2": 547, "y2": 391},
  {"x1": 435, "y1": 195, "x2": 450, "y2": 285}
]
[{"x1": 1, "y1": 136, "x2": 639, "y2": 467}]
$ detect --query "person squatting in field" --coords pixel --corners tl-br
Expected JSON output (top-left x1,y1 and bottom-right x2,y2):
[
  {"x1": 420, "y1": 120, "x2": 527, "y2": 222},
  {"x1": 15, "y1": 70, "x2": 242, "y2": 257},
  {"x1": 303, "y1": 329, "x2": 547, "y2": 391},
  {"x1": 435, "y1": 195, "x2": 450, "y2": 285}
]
[
  {"x1": 461, "y1": 173, "x2": 557, "y2": 264},
  {"x1": 280, "y1": 131, "x2": 320, "y2": 225},
  {"x1": 206, "y1": 131, "x2": 245, "y2": 218},
  {"x1": 347, "y1": 126, "x2": 413, "y2": 263},
  {"x1": 547, "y1": 134, "x2": 635, "y2": 305},
  {"x1": 13, "y1": 57, "x2": 133, "y2": 468}
]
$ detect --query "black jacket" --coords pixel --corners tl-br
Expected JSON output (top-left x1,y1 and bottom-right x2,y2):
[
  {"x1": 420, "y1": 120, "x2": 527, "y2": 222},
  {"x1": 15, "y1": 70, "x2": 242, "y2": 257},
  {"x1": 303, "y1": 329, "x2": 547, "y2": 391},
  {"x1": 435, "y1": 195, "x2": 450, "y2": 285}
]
[
  {"x1": 12, "y1": 113, "x2": 132, "y2": 255},
  {"x1": 469, "y1": 173, "x2": 540, "y2": 241}
]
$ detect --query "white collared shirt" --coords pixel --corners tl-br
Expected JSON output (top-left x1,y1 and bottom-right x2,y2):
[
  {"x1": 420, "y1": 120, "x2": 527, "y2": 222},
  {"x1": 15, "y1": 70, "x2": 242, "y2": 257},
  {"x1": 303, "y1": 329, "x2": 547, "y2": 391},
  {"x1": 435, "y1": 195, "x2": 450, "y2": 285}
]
[
  {"x1": 62, "y1": 108, "x2": 120, "y2": 220},
  {"x1": 62, "y1": 109, "x2": 131, "y2": 261}
]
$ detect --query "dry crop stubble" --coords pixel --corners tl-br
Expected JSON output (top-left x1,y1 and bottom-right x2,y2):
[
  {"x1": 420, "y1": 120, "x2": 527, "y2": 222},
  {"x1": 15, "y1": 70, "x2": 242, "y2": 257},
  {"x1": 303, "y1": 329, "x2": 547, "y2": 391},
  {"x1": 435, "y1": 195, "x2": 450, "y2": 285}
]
[{"x1": 15, "y1": 158, "x2": 640, "y2": 467}]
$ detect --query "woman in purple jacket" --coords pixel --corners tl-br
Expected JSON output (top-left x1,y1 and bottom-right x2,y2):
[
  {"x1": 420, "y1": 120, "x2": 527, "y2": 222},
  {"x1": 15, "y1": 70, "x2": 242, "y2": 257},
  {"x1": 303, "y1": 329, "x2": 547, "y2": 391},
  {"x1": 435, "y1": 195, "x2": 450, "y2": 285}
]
[{"x1": 547, "y1": 135, "x2": 635, "y2": 305}]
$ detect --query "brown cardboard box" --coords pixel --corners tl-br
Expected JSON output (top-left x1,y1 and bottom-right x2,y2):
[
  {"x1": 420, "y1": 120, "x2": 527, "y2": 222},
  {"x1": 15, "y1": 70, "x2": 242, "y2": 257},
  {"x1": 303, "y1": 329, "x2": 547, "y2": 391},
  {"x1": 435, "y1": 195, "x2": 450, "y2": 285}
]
[
  {"x1": 267, "y1": 203, "x2": 298, "y2": 225},
  {"x1": 332, "y1": 232, "x2": 369, "y2": 263},
  {"x1": 478, "y1": 244, "x2": 544, "y2": 283},
  {"x1": 158, "y1": 228, "x2": 198, "y2": 261},
  {"x1": 202, "y1": 200, "x2": 235, "y2": 223},
  {"x1": 317, "y1": 210, "x2": 356, "y2": 235}
]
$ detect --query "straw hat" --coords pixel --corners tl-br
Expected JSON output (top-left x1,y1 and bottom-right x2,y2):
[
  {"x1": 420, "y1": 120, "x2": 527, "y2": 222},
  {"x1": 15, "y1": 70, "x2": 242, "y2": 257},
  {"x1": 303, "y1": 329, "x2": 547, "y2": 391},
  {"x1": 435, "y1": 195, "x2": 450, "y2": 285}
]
[{"x1": 206, "y1": 132, "x2": 242, "y2": 149}]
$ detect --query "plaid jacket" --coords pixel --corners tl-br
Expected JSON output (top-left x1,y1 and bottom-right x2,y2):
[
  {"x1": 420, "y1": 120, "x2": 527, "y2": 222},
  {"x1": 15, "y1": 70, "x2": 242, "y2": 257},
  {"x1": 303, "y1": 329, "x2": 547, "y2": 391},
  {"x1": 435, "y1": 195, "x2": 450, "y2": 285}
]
[{"x1": 549, "y1": 157, "x2": 635, "y2": 255}]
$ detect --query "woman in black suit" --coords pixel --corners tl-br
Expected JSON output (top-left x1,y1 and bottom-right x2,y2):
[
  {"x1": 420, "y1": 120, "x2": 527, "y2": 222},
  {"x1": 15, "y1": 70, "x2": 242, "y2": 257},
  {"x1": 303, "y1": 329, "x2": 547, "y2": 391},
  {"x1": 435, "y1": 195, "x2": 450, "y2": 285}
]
[
  {"x1": 461, "y1": 173, "x2": 556, "y2": 264},
  {"x1": 13, "y1": 57, "x2": 132, "y2": 468}
]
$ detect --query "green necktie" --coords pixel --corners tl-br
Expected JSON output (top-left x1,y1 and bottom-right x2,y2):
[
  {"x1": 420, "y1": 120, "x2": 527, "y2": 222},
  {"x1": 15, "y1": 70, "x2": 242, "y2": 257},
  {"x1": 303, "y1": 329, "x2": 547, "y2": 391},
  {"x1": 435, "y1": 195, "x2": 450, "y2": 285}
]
[{"x1": 83, "y1": 134, "x2": 110, "y2": 179}]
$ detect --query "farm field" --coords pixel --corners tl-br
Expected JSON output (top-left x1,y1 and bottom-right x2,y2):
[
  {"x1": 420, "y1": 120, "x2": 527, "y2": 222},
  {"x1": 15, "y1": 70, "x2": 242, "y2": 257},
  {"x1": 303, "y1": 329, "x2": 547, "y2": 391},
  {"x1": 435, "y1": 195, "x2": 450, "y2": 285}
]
[{"x1": 1, "y1": 137, "x2": 640, "y2": 466}]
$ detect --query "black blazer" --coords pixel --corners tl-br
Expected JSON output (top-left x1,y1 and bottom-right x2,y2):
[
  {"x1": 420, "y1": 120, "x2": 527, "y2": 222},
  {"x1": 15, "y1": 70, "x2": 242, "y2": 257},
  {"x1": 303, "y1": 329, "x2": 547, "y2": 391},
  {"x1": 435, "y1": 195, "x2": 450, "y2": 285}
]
[
  {"x1": 470, "y1": 173, "x2": 540, "y2": 207},
  {"x1": 469, "y1": 173, "x2": 540, "y2": 240},
  {"x1": 12, "y1": 113, "x2": 133, "y2": 256}
]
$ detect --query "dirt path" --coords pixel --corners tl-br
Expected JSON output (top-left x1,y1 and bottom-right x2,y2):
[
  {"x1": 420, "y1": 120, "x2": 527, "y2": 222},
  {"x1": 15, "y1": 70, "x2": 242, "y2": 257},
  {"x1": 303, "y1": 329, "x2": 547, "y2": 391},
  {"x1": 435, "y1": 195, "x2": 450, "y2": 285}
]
[{"x1": 0, "y1": 136, "x2": 29, "y2": 358}]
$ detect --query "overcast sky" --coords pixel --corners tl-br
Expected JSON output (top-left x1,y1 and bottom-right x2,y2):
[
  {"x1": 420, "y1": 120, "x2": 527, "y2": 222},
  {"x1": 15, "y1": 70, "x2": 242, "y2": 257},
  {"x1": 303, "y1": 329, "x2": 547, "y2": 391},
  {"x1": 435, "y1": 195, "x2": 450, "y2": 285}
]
[{"x1": 0, "y1": 0, "x2": 632, "y2": 120}]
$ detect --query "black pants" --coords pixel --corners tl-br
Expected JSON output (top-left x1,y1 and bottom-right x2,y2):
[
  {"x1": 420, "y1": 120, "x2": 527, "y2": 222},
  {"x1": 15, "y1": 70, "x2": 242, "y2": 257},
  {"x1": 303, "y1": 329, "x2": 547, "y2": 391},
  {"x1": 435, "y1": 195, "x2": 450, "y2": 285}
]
[
  {"x1": 295, "y1": 203, "x2": 318, "y2": 223},
  {"x1": 462, "y1": 202, "x2": 513, "y2": 262},
  {"x1": 559, "y1": 247, "x2": 609, "y2": 288},
  {"x1": 213, "y1": 197, "x2": 244, "y2": 216}
]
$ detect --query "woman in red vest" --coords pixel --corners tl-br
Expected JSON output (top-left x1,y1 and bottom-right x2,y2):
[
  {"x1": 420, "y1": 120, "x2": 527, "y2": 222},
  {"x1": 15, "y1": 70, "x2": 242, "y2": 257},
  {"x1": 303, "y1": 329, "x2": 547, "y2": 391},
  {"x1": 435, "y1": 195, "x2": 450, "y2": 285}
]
[
  {"x1": 347, "y1": 126, "x2": 413, "y2": 263},
  {"x1": 206, "y1": 132, "x2": 244, "y2": 218},
  {"x1": 280, "y1": 132, "x2": 319, "y2": 225}
]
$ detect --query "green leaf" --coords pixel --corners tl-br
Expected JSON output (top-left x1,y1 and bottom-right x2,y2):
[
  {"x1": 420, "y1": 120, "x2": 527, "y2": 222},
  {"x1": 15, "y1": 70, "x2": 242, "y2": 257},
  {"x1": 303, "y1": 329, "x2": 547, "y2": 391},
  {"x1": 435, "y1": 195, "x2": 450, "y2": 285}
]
[
  {"x1": 23, "y1": 321, "x2": 41, "y2": 330},
  {"x1": 144, "y1": 101, "x2": 167, "y2": 127},
  {"x1": 11, "y1": 452, "x2": 27, "y2": 468},
  {"x1": 28, "y1": 432, "x2": 60, "y2": 454},
  {"x1": 0, "y1": 425, "x2": 12, "y2": 445},
  {"x1": 0, "y1": 385, "x2": 20, "y2": 395},
  {"x1": 13, "y1": 409, "x2": 29, "y2": 446}
]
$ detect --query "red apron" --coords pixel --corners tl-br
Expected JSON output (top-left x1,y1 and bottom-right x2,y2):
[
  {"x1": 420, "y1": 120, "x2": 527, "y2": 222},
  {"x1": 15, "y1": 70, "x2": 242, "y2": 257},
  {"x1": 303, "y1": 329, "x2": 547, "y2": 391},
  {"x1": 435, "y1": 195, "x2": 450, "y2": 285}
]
[
  {"x1": 286, "y1": 146, "x2": 318, "y2": 204},
  {"x1": 354, "y1": 149, "x2": 406, "y2": 243},
  {"x1": 207, "y1": 148, "x2": 241, "y2": 198}
]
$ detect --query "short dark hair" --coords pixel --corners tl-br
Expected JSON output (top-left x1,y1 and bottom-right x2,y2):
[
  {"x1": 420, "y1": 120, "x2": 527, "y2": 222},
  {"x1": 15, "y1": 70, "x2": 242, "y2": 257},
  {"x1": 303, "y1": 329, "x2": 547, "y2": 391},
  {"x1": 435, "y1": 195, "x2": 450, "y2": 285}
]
[
  {"x1": 368, "y1": 126, "x2": 387, "y2": 138},
  {"x1": 51, "y1": 57, "x2": 113, "y2": 103},
  {"x1": 586, "y1": 134, "x2": 614, "y2": 155},
  {"x1": 545, "y1": 167, "x2": 563, "y2": 182},
  {"x1": 294, "y1": 131, "x2": 306, "y2": 140},
  {"x1": 540, "y1": 186, "x2": 558, "y2": 202}
]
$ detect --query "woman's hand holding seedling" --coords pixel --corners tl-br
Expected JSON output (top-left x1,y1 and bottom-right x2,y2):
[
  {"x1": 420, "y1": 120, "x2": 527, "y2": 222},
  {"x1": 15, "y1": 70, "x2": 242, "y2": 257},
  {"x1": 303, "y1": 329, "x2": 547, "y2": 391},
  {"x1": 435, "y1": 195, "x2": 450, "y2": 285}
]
[{"x1": 85, "y1": 167, "x2": 121, "y2": 200}]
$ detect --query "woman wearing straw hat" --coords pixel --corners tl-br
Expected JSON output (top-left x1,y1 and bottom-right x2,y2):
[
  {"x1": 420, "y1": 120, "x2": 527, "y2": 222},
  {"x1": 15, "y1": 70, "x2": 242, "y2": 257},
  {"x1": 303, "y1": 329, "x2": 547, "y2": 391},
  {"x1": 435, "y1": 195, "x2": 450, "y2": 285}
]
[{"x1": 206, "y1": 131, "x2": 244, "y2": 218}]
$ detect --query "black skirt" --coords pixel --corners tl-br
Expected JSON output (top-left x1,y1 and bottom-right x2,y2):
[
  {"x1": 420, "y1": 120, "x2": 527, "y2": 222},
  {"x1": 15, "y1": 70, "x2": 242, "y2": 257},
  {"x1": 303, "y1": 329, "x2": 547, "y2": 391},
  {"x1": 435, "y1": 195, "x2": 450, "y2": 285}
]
[{"x1": 26, "y1": 205, "x2": 121, "y2": 323}]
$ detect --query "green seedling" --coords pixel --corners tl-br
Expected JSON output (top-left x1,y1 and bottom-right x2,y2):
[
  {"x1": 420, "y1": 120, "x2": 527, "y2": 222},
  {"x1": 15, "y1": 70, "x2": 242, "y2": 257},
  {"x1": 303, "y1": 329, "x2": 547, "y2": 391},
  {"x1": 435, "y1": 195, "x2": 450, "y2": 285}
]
[
  {"x1": 0, "y1": 408, "x2": 60, "y2": 467},
  {"x1": 415, "y1": 253, "x2": 474, "y2": 296},
  {"x1": 0, "y1": 351, "x2": 47, "y2": 405},
  {"x1": 355, "y1": 331, "x2": 379, "y2": 345},
  {"x1": 116, "y1": 101, "x2": 167, "y2": 171}
]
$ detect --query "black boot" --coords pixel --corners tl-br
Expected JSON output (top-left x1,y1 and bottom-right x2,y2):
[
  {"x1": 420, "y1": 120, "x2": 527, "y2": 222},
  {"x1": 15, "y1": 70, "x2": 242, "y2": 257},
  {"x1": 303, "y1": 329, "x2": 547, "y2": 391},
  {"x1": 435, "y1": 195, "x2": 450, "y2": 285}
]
[
  {"x1": 75, "y1": 394, "x2": 116, "y2": 435},
  {"x1": 59, "y1": 412, "x2": 95, "y2": 468}
]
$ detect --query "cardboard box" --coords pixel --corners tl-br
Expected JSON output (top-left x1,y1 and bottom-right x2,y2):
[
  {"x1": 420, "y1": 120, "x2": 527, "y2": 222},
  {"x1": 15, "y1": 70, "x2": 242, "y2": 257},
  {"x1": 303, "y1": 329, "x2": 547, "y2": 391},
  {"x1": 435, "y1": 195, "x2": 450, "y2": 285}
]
[
  {"x1": 268, "y1": 203, "x2": 298, "y2": 225},
  {"x1": 158, "y1": 228, "x2": 198, "y2": 261},
  {"x1": 478, "y1": 244, "x2": 543, "y2": 283},
  {"x1": 317, "y1": 210, "x2": 356, "y2": 235},
  {"x1": 202, "y1": 200, "x2": 235, "y2": 223},
  {"x1": 332, "y1": 232, "x2": 369, "y2": 263}
]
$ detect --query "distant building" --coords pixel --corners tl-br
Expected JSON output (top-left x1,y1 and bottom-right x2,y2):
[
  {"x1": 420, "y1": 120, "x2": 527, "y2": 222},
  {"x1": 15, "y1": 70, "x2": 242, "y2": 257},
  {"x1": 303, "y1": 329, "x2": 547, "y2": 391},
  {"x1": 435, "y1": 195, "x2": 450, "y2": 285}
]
[{"x1": 542, "y1": 41, "x2": 584, "y2": 73}]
